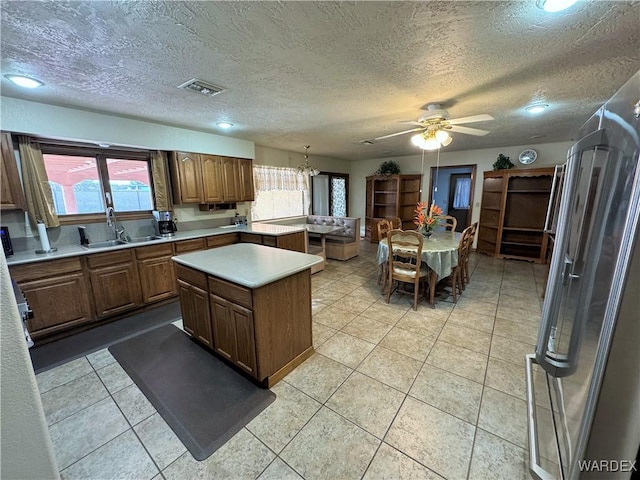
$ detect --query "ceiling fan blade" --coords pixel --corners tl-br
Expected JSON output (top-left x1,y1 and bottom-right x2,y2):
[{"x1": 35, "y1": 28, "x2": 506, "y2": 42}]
[
  {"x1": 448, "y1": 125, "x2": 490, "y2": 136},
  {"x1": 374, "y1": 127, "x2": 424, "y2": 141},
  {"x1": 446, "y1": 114, "x2": 494, "y2": 125}
]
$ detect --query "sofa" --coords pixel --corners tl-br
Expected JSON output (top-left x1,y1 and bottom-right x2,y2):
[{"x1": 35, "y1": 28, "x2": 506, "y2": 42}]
[{"x1": 255, "y1": 215, "x2": 361, "y2": 261}]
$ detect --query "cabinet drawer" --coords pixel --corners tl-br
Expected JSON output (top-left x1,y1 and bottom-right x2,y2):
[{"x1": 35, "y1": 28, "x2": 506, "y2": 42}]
[
  {"x1": 239, "y1": 233, "x2": 262, "y2": 244},
  {"x1": 175, "y1": 263, "x2": 208, "y2": 290},
  {"x1": 86, "y1": 249, "x2": 134, "y2": 269},
  {"x1": 208, "y1": 276, "x2": 252, "y2": 309},
  {"x1": 207, "y1": 233, "x2": 239, "y2": 249},
  {"x1": 10, "y1": 257, "x2": 83, "y2": 282},
  {"x1": 174, "y1": 238, "x2": 206, "y2": 253},
  {"x1": 262, "y1": 236, "x2": 277, "y2": 247},
  {"x1": 135, "y1": 243, "x2": 174, "y2": 260}
]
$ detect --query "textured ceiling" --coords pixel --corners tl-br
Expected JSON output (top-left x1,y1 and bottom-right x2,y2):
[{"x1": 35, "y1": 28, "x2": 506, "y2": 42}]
[{"x1": 1, "y1": 1, "x2": 639, "y2": 160}]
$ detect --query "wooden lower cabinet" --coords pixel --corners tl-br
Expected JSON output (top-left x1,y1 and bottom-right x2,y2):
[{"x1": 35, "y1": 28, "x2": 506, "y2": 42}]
[
  {"x1": 136, "y1": 244, "x2": 177, "y2": 303},
  {"x1": 177, "y1": 279, "x2": 213, "y2": 348},
  {"x1": 240, "y1": 231, "x2": 307, "y2": 253},
  {"x1": 177, "y1": 263, "x2": 313, "y2": 386},
  {"x1": 210, "y1": 293, "x2": 257, "y2": 376},
  {"x1": 10, "y1": 258, "x2": 93, "y2": 338},
  {"x1": 87, "y1": 250, "x2": 142, "y2": 318}
]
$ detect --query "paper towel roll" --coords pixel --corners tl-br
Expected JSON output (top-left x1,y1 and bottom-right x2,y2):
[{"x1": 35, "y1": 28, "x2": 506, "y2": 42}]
[{"x1": 37, "y1": 223, "x2": 51, "y2": 252}]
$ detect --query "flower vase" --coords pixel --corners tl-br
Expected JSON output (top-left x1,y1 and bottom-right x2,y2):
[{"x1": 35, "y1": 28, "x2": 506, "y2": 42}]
[{"x1": 420, "y1": 228, "x2": 433, "y2": 238}]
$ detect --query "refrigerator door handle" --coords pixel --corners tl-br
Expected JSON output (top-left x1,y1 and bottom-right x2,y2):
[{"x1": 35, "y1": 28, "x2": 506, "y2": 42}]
[
  {"x1": 561, "y1": 254, "x2": 574, "y2": 286},
  {"x1": 526, "y1": 354, "x2": 558, "y2": 480},
  {"x1": 544, "y1": 164, "x2": 561, "y2": 233}
]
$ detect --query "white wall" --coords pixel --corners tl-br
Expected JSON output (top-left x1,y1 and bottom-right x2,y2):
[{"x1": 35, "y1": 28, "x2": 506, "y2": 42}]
[
  {"x1": 350, "y1": 141, "x2": 572, "y2": 234},
  {"x1": 0, "y1": 252, "x2": 60, "y2": 479},
  {"x1": 0, "y1": 97, "x2": 254, "y2": 158},
  {"x1": 254, "y1": 145, "x2": 350, "y2": 173}
]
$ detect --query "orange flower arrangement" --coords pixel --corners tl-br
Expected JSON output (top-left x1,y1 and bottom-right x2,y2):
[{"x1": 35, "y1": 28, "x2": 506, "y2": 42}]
[{"x1": 414, "y1": 201, "x2": 443, "y2": 234}]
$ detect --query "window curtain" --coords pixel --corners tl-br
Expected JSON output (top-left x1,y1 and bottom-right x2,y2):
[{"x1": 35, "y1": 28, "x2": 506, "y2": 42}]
[
  {"x1": 251, "y1": 165, "x2": 310, "y2": 220},
  {"x1": 453, "y1": 177, "x2": 472, "y2": 209},
  {"x1": 150, "y1": 150, "x2": 172, "y2": 211},
  {"x1": 18, "y1": 135, "x2": 60, "y2": 228}
]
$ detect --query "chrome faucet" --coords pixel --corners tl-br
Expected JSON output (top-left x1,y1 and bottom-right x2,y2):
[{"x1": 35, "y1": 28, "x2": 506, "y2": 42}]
[{"x1": 106, "y1": 207, "x2": 126, "y2": 241}]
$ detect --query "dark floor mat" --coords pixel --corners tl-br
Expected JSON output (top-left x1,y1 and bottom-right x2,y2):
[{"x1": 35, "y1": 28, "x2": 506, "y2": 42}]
[
  {"x1": 30, "y1": 301, "x2": 182, "y2": 374},
  {"x1": 109, "y1": 324, "x2": 276, "y2": 461}
]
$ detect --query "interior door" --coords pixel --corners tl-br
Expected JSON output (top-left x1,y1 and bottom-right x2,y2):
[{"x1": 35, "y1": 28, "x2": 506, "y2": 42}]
[
  {"x1": 312, "y1": 172, "x2": 348, "y2": 216},
  {"x1": 448, "y1": 173, "x2": 472, "y2": 232}
]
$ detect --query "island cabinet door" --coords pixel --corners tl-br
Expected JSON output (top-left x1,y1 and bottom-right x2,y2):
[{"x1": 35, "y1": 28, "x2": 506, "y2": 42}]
[
  {"x1": 210, "y1": 294, "x2": 235, "y2": 361},
  {"x1": 177, "y1": 280, "x2": 213, "y2": 348},
  {"x1": 210, "y1": 294, "x2": 257, "y2": 378},
  {"x1": 229, "y1": 303, "x2": 256, "y2": 376}
]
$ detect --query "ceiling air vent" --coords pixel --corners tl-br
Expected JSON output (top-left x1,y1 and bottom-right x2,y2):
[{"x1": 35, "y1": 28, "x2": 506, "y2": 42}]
[{"x1": 177, "y1": 79, "x2": 225, "y2": 97}]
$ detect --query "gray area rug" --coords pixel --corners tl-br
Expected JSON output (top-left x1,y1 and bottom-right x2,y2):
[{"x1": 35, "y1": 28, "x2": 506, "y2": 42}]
[{"x1": 109, "y1": 324, "x2": 275, "y2": 460}]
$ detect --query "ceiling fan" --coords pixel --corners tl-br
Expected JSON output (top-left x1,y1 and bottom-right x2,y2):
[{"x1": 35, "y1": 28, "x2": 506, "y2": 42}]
[{"x1": 373, "y1": 104, "x2": 494, "y2": 150}]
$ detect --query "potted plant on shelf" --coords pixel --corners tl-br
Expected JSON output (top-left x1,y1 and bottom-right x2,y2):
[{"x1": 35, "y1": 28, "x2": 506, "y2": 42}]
[
  {"x1": 493, "y1": 153, "x2": 514, "y2": 170},
  {"x1": 374, "y1": 160, "x2": 401, "y2": 176},
  {"x1": 414, "y1": 201, "x2": 443, "y2": 237}
]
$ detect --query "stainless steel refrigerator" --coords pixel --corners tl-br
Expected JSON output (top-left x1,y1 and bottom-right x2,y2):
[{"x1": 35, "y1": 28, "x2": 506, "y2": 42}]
[{"x1": 526, "y1": 71, "x2": 640, "y2": 480}]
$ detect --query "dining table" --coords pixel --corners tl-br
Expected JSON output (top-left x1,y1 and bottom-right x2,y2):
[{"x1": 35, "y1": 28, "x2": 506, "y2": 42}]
[
  {"x1": 377, "y1": 230, "x2": 461, "y2": 307},
  {"x1": 290, "y1": 223, "x2": 342, "y2": 260}
]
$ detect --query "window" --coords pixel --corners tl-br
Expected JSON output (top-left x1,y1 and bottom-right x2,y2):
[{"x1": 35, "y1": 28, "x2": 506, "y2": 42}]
[
  {"x1": 41, "y1": 144, "x2": 153, "y2": 217},
  {"x1": 251, "y1": 166, "x2": 310, "y2": 221}
]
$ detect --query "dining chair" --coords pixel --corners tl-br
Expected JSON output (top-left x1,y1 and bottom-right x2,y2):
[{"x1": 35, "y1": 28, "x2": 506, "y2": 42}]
[
  {"x1": 376, "y1": 219, "x2": 393, "y2": 290},
  {"x1": 446, "y1": 224, "x2": 474, "y2": 302},
  {"x1": 388, "y1": 216, "x2": 402, "y2": 229},
  {"x1": 436, "y1": 215, "x2": 458, "y2": 232},
  {"x1": 462, "y1": 222, "x2": 478, "y2": 286},
  {"x1": 385, "y1": 229, "x2": 429, "y2": 311}
]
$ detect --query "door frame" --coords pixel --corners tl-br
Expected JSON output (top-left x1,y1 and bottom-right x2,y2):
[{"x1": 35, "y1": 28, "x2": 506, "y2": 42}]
[
  {"x1": 311, "y1": 171, "x2": 349, "y2": 216},
  {"x1": 427, "y1": 164, "x2": 477, "y2": 230}
]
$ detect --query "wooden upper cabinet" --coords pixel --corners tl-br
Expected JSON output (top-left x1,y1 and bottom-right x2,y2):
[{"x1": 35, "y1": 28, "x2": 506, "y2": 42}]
[
  {"x1": 170, "y1": 151, "x2": 204, "y2": 204},
  {"x1": 201, "y1": 155, "x2": 224, "y2": 203},
  {"x1": 169, "y1": 151, "x2": 254, "y2": 205},
  {"x1": 1, "y1": 132, "x2": 26, "y2": 211},
  {"x1": 238, "y1": 158, "x2": 255, "y2": 201},
  {"x1": 221, "y1": 157, "x2": 240, "y2": 202}
]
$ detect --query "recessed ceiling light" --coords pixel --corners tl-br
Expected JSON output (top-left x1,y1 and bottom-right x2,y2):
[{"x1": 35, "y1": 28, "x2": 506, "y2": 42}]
[
  {"x1": 5, "y1": 74, "x2": 44, "y2": 88},
  {"x1": 216, "y1": 121, "x2": 233, "y2": 129},
  {"x1": 525, "y1": 104, "x2": 549, "y2": 114},
  {"x1": 536, "y1": 0, "x2": 577, "y2": 12}
]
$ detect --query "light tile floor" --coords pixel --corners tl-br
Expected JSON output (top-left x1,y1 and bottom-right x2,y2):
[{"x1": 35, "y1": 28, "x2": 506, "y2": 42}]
[{"x1": 36, "y1": 240, "x2": 549, "y2": 479}]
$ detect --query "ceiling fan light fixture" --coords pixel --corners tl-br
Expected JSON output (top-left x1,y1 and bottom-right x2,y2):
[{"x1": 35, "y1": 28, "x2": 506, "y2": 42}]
[
  {"x1": 441, "y1": 135, "x2": 453, "y2": 147},
  {"x1": 216, "y1": 121, "x2": 233, "y2": 129},
  {"x1": 536, "y1": 0, "x2": 577, "y2": 12},
  {"x1": 411, "y1": 133, "x2": 441, "y2": 150},
  {"x1": 435, "y1": 130, "x2": 450, "y2": 143}
]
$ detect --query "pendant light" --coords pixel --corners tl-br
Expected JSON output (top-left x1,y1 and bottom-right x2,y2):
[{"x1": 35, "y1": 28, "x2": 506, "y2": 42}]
[{"x1": 296, "y1": 145, "x2": 320, "y2": 176}]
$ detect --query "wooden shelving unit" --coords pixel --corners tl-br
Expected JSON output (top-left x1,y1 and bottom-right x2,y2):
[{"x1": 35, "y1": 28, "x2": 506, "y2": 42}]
[
  {"x1": 365, "y1": 174, "x2": 422, "y2": 242},
  {"x1": 477, "y1": 168, "x2": 554, "y2": 263}
]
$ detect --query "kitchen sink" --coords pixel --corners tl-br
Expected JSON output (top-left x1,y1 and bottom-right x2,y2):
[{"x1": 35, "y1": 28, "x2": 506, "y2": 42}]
[
  {"x1": 126, "y1": 235, "x2": 164, "y2": 244},
  {"x1": 82, "y1": 239, "x2": 128, "y2": 249}
]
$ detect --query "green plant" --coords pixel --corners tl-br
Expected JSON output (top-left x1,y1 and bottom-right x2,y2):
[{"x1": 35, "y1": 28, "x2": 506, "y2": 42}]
[
  {"x1": 374, "y1": 160, "x2": 401, "y2": 176},
  {"x1": 493, "y1": 154, "x2": 514, "y2": 170}
]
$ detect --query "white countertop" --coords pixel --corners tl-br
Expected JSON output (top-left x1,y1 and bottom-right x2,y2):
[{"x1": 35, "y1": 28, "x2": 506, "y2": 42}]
[
  {"x1": 6, "y1": 223, "x2": 307, "y2": 266},
  {"x1": 172, "y1": 243, "x2": 323, "y2": 288}
]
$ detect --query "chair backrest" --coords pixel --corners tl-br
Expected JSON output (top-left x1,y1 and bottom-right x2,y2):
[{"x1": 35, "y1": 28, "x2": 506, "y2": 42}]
[
  {"x1": 436, "y1": 215, "x2": 458, "y2": 232},
  {"x1": 387, "y1": 229, "x2": 423, "y2": 279},
  {"x1": 387, "y1": 216, "x2": 402, "y2": 229},
  {"x1": 458, "y1": 224, "x2": 475, "y2": 260},
  {"x1": 376, "y1": 219, "x2": 393, "y2": 241}
]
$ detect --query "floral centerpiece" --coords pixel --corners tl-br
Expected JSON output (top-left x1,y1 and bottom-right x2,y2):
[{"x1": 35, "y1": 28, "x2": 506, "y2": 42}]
[{"x1": 414, "y1": 201, "x2": 443, "y2": 236}]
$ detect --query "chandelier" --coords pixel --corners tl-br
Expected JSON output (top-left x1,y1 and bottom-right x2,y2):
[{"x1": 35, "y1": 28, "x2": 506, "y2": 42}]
[
  {"x1": 411, "y1": 128, "x2": 453, "y2": 151},
  {"x1": 296, "y1": 145, "x2": 320, "y2": 176}
]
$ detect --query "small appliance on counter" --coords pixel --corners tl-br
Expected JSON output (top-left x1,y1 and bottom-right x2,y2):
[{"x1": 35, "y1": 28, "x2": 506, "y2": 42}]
[
  {"x1": 153, "y1": 210, "x2": 177, "y2": 237},
  {"x1": 233, "y1": 213, "x2": 248, "y2": 226},
  {"x1": 1, "y1": 226, "x2": 13, "y2": 256}
]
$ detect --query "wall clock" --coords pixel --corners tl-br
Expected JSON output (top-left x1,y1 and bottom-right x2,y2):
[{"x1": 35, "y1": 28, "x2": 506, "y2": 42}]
[{"x1": 519, "y1": 149, "x2": 538, "y2": 165}]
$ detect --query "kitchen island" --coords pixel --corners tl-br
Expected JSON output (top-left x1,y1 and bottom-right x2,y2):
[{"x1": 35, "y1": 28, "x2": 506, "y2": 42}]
[{"x1": 172, "y1": 243, "x2": 323, "y2": 387}]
